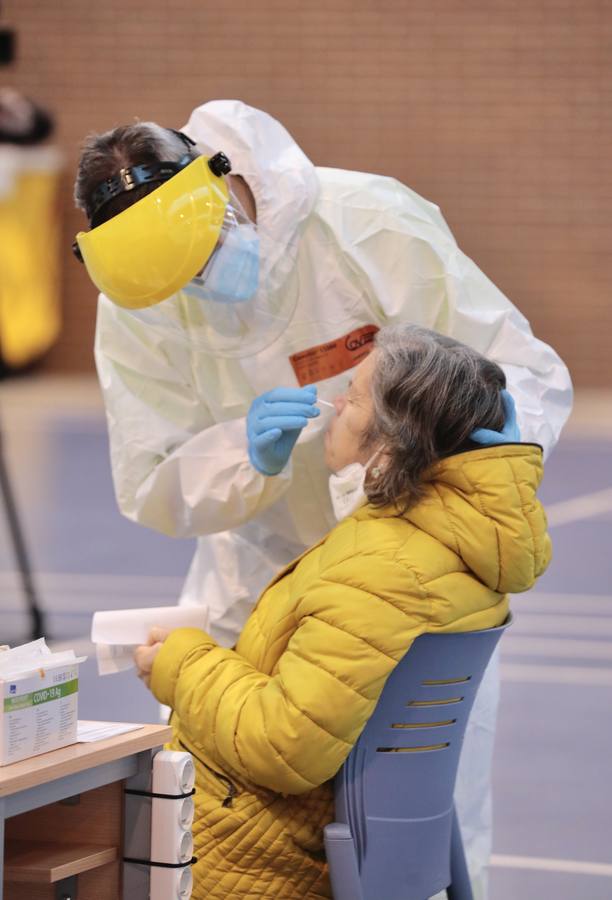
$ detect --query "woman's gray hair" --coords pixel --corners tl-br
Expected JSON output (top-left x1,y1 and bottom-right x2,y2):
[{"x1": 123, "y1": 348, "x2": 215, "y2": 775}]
[
  {"x1": 364, "y1": 324, "x2": 507, "y2": 510},
  {"x1": 74, "y1": 122, "x2": 198, "y2": 225}
]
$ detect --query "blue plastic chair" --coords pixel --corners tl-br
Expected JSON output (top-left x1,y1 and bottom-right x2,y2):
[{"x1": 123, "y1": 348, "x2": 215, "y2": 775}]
[{"x1": 324, "y1": 617, "x2": 511, "y2": 900}]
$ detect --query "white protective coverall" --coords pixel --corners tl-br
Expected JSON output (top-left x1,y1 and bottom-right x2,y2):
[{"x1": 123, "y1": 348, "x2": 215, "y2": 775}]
[{"x1": 94, "y1": 100, "x2": 572, "y2": 898}]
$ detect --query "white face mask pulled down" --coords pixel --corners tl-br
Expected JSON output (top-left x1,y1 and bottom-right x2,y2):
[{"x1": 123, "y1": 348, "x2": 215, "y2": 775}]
[{"x1": 328, "y1": 450, "x2": 383, "y2": 522}]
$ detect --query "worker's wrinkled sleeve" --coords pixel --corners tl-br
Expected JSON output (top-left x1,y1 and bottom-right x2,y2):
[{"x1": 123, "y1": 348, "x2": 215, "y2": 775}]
[
  {"x1": 330, "y1": 175, "x2": 573, "y2": 457},
  {"x1": 150, "y1": 556, "x2": 426, "y2": 795},
  {"x1": 94, "y1": 295, "x2": 292, "y2": 538}
]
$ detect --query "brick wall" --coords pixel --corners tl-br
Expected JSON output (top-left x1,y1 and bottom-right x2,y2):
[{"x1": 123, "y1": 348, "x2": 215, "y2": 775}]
[{"x1": 2, "y1": 0, "x2": 610, "y2": 385}]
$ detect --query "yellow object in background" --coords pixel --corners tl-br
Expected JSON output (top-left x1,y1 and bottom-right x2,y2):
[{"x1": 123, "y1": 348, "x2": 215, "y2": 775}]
[{"x1": 0, "y1": 146, "x2": 62, "y2": 369}]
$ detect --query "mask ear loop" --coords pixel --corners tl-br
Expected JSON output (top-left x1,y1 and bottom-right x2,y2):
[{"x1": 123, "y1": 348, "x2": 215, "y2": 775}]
[{"x1": 366, "y1": 446, "x2": 385, "y2": 480}]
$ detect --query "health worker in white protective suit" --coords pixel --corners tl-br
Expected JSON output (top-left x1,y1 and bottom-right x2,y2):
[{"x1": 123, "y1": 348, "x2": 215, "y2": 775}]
[{"x1": 73, "y1": 100, "x2": 572, "y2": 899}]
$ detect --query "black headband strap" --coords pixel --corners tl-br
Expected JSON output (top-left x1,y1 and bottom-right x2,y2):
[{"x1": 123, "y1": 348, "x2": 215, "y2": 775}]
[
  {"x1": 169, "y1": 129, "x2": 196, "y2": 149},
  {"x1": 87, "y1": 152, "x2": 193, "y2": 227}
]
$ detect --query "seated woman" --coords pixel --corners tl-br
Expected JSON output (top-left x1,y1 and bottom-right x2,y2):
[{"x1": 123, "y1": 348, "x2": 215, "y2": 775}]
[{"x1": 135, "y1": 324, "x2": 551, "y2": 900}]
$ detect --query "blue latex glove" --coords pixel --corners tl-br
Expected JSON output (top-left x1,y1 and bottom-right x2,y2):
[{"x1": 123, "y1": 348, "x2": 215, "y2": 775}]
[
  {"x1": 247, "y1": 385, "x2": 320, "y2": 475},
  {"x1": 471, "y1": 389, "x2": 521, "y2": 445}
]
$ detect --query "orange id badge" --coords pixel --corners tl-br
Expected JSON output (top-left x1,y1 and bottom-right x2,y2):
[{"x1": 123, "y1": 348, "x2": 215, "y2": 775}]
[{"x1": 289, "y1": 324, "x2": 380, "y2": 386}]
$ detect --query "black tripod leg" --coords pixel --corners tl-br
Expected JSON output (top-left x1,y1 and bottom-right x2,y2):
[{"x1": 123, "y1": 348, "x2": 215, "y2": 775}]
[{"x1": 0, "y1": 435, "x2": 45, "y2": 640}]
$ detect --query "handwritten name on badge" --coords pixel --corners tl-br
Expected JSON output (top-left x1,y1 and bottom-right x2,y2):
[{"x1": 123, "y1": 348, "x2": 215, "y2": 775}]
[{"x1": 289, "y1": 325, "x2": 379, "y2": 386}]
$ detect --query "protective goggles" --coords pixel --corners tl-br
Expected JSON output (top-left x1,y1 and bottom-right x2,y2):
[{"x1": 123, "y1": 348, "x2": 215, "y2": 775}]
[{"x1": 73, "y1": 151, "x2": 232, "y2": 309}]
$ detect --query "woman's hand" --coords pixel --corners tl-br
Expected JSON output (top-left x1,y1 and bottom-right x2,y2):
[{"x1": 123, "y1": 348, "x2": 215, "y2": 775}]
[{"x1": 134, "y1": 626, "x2": 171, "y2": 689}]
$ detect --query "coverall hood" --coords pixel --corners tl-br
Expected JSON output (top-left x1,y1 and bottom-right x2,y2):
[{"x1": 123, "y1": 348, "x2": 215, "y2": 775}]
[{"x1": 183, "y1": 100, "x2": 320, "y2": 291}]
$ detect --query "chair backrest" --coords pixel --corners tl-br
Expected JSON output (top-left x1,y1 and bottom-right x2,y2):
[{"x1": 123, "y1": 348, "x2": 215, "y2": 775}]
[{"x1": 331, "y1": 618, "x2": 510, "y2": 900}]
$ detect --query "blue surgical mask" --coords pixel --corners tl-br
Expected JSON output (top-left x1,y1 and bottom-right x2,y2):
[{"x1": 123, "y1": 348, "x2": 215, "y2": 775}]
[{"x1": 184, "y1": 223, "x2": 260, "y2": 305}]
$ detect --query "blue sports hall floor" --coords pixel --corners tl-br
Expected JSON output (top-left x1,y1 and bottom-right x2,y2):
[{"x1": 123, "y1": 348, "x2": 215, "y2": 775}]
[{"x1": 1, "y1": 375, "x2": 610, "y2": 900}]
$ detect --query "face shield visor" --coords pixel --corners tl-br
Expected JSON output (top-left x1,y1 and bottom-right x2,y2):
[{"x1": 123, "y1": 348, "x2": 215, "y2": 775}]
[{"x1": 75, "y1": 153, "x2": 297, "y2": 358}]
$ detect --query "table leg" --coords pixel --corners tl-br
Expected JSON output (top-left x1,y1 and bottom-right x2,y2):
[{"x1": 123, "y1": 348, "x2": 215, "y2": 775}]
[
  {"x1": 0, "y1": 798, "x2": 5, "y2": 900},
  {"x1": 123, "y1": 747, "x2": 161, "y2": 900}
]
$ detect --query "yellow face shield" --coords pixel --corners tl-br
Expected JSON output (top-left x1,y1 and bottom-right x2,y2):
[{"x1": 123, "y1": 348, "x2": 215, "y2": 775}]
[{"x1": 75, "y1": 156, "x2": 229, "y2": 309}]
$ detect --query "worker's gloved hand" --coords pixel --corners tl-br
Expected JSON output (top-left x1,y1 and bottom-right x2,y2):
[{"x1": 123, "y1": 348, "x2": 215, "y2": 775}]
[
  {"x1": 247, "y1": 386, "x2": 319, "y2": 475},
  {"x1": 471, "y1": 389, "x2": 521, "y2": 445}
]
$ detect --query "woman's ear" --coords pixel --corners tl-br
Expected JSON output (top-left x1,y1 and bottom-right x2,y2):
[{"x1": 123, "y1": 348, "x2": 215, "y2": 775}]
[{"x1": 368, "y1": 446, "x2": 389, "y2": 479}]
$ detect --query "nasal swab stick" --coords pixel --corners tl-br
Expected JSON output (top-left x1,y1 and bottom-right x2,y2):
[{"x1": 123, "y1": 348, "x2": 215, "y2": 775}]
[{"x1": 318, "y1": 399, "x2": 335, "y2": 408}]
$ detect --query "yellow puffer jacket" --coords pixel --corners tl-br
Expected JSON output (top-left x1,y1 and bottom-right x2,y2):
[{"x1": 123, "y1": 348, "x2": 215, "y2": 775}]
[{"x1": 151, "y1": 444, "x2": 551, "y2": 899}]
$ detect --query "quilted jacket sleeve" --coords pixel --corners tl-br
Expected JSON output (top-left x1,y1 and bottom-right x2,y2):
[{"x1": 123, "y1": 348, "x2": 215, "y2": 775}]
[{"x1": 150, "y1": 553, "x2": 429, "y2": 795}]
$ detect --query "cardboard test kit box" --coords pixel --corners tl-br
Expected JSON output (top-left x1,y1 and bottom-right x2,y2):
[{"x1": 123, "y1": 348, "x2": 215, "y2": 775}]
[{"x1": 0, "y1": 660, "x2": 81, "y2": 766}]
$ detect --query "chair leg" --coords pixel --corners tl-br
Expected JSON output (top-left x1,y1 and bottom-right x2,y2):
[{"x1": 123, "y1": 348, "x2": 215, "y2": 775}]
[
  {"x1": 324, "y1": 822, "x2": 363, "y2": 900},
  {"x1": 446, "y1": 805, "x2": 473, "y2": 900}
]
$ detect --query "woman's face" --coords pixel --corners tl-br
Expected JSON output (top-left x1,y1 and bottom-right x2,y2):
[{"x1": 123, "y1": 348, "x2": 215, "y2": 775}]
[{"x1": 324, "y1": 350, "x2": 378, "y2": 473}]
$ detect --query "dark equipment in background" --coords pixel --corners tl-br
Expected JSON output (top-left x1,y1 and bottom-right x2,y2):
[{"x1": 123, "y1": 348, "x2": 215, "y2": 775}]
[
  {"x1": 0, "y1": 422, "x2": 45, "y2": 640},
  {"x1": 0, "y1": 28, "x2": 15, "y2": 65},
  {"x1": 0, "y1": 13, "x2": 49, "y2": 639}
]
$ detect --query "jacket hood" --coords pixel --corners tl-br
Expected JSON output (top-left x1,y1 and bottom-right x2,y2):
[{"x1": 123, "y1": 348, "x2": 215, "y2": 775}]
[
  {"x1": 385, "y1": 444, "x2": 549, "y2": 594},
  {"x1": 183, "y1": 100, "x2": 319, "y2": 285}
]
